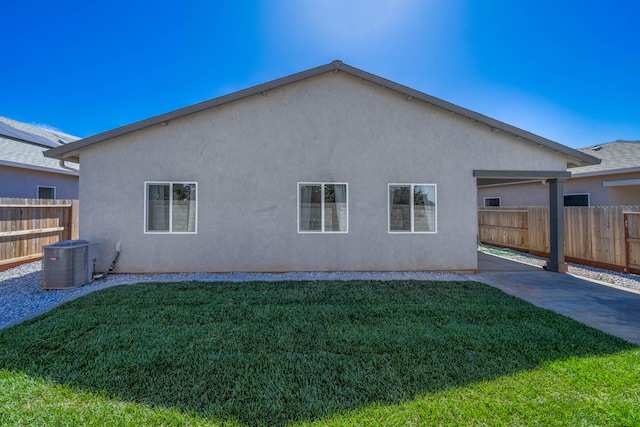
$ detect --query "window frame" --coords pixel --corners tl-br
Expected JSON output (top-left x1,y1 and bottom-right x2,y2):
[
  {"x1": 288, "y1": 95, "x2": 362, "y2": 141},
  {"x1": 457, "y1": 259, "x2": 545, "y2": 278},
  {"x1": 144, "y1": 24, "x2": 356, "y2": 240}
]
[
  {"x1": 297, "y1": 182, "x2": 349, "y2": 234},
  {"x1": 388, "y1": 183, "x2": 437, "y2": 234},
  {"x1": 37, "y1": 185, "x2": 56, "y2": 200},
  {"x1": 144, "y1": 181, "x2": 198, "y2": 234},
  {"x1": 483, "y1": 197, "x2": 501, "y2": 207}
]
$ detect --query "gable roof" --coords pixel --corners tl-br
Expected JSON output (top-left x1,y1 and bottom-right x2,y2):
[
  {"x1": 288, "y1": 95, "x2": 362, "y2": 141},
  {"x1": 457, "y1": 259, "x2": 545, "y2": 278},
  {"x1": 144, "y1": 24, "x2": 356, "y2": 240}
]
[
  {"x1": 571, "y1": 140, "x2": 640, "y2": 177},
  {"x1": 44, "y1": 60, "x2": 599, "y2": 168},
  {"x1": 0, "y1": 116, "x2": 79, "y2": 175}
]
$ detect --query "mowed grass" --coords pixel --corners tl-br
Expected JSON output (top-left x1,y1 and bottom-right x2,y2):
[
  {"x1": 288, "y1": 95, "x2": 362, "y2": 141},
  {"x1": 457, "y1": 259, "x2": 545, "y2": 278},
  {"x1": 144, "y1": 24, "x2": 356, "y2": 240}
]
[{"x1": 0, "y1": 280, "x2": 638, "y2": 426}]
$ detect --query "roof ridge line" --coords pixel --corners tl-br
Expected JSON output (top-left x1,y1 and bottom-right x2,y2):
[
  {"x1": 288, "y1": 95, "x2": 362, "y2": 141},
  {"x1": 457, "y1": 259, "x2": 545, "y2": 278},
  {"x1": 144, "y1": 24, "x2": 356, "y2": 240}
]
[{"x1": 44, "y1": 61, "x2": 600, "y2": 168}]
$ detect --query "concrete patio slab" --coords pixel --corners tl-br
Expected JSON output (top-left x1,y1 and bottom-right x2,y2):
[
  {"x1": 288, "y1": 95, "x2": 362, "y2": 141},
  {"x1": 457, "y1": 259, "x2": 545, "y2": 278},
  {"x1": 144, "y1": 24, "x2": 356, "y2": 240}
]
[{"x1": 467, "y1": 252, "x2": 640, "y2": 345}]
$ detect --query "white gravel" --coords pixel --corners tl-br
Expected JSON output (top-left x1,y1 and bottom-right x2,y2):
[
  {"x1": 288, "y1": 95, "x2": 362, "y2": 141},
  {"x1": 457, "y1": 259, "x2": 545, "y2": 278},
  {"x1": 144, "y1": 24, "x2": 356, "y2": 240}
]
[{"x1": 2, "y1": 249, "x2": 638, "y2": 330}]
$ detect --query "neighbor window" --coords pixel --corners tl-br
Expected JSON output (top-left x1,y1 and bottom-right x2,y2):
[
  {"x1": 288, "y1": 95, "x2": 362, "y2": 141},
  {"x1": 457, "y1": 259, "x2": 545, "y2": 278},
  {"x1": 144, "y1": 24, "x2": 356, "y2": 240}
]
[
  {"x1": 37, "y1": 186, "x2": 55, "y2": 199},
  {"x1": 145, "y1": 182, "x2": 197, "y2": 233},
  {"x1": 298, "y1": 183, "x2": 348, "y2": 233},
  {"x1": 484, "y1": 197, "x2": 501, "y2": 207},
  {"x1": 388, "y1": 184, "x2": 437, "y2": 233},
  {"x1": 564, "y1": 193, "x2": 589, "y2": 207}
]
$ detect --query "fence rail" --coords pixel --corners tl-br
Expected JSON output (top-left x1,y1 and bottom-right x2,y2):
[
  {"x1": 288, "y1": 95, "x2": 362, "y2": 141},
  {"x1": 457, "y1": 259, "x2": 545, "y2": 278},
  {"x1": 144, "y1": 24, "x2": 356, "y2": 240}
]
[
  {"x1": 479, "y1": 206, "x2": 640, "y2": 274},
  {"x1": 0, "y1": 198, "x2": 79, "y2": 267}
]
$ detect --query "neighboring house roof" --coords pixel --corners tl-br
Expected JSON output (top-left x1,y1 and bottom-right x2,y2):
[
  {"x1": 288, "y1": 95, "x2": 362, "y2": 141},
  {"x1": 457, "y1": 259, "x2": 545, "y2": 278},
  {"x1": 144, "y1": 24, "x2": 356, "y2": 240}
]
[
  {"x1": 0, "y1": 116, "x2": 79, "y2": 175},
  {"x1": 0, "y1": 116, "x2": 77, "y2": 145},
  {"x1": 572, "y1": 140, "x2": 640, "y2": 177},
  {"x1": 44, "y1": 60, "x2": 600, "y2": 168}
]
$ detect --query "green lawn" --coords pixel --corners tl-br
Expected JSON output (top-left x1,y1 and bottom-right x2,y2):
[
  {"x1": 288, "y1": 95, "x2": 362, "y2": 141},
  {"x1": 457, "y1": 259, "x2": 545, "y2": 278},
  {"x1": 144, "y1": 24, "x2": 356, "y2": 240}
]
[{"x1": 0, "y1": 280, "x2": 638, "y2": 426}]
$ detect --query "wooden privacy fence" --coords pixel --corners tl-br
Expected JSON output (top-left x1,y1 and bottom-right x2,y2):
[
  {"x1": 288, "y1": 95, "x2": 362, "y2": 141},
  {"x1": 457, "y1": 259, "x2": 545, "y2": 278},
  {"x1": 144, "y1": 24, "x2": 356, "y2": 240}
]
[
  {"x1": 0, "y1": 198, "x2": 79, "y2": 267},
  {"x1": 626, "y1": 212, "x2": 640, "y2": 274},
  {"x1": 478, "y1": 206, "x2": 640, "y2": 274}
]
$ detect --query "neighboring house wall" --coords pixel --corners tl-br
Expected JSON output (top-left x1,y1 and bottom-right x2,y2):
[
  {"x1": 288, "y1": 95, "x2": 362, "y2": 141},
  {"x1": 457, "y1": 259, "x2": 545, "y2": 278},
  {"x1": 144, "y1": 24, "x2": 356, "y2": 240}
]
[
  {"x1": 0, "y1": 116, "x2": 79, "y2": 199},
  {"x1": 609, "y1": 185, "x2": 640, "y2": 206},
  {"x1": 478, "y1": 140, "x2": 640, "y2": 207},
  {"x1": 77, "y1": 72, "x2": 568, "y2": 273},
  {"x1": 0, "y1": 165, "x2": 79, "y2": 199},
  {"x1": 478, "y1": 170, "x2": 640, "y2": 206},
  {"x1": 479, "y1": 181, "x2": 548, "y2": 207}
]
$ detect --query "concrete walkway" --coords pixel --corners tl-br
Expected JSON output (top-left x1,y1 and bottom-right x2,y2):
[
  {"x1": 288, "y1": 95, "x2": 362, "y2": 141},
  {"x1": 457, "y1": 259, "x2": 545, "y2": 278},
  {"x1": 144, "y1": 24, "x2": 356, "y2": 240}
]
[{"x1": 466, "y1": 252, "x2": 640, "y2": 345}]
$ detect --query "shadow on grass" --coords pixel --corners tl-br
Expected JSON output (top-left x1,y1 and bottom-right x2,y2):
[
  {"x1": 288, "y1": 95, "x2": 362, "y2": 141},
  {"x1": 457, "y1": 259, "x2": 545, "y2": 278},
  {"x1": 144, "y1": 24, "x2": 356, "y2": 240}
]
[{"x1": 0, "y1": 280, "x2": 636, "y2": 426}]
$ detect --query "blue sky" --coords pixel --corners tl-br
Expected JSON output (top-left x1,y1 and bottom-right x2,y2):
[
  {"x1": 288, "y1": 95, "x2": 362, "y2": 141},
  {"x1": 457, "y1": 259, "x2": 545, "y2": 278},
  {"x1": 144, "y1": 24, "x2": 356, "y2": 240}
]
[{"x1": 2, "y1": 0, "x2": 638, "y2": 148}]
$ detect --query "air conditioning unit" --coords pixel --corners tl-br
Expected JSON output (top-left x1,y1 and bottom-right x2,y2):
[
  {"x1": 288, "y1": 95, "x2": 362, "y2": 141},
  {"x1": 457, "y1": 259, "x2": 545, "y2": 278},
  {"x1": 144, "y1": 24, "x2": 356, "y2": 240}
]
[{"x1": 42, "y1": 240, "x2": 98, "y2": 290}]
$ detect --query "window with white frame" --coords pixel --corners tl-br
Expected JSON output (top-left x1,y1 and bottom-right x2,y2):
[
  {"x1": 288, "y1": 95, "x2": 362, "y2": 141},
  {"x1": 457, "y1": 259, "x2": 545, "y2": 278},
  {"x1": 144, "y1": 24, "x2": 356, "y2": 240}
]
[
  {"x1": 388, "y1": 184, "x2": 437, "y2": 233},
  {"x1": 145, "y1": 182, "x2": 197, "y2": 233},
  {"x1": 37, "y1": 186, "x2": 56, "y2": 199},
  {"x1": 298, "y1": 183, "x2": 348, "y2": 233},
  {"x1": 484, "y1": 197, "x2": 501, "y2": 207}
]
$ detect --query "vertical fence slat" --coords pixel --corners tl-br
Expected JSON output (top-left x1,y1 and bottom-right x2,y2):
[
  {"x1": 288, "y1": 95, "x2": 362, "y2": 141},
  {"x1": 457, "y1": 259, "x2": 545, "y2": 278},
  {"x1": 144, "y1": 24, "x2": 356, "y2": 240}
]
[
  {"x1": 612, "y1": 207, "x2": 620, "y2": 265},
  {"x1": 565, "y1": 207, "x2": 573, "y2": 259},
  {"x1": 71, "y1": 199, "x2": 80, "y2": 240},
  {"x1": 626, "y1": 211, "x2": 640, "y2": 273},
  {"x1": 0, "y1": 206, "x2": 6, "y2": 260}
]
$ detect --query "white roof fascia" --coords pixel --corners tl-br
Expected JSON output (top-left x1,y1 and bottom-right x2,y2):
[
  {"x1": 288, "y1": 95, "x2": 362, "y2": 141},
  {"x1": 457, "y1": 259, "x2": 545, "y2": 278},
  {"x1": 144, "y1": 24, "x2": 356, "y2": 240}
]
[
  {"x1": 603, "y1": 178, "x2": 640, "y2": 187},
  {"x1": 0, "y1": 159, "x2": 79, "y2": 176},
  {"x1": 572, "y1": 166, "x2": 640, "y2": 178}
]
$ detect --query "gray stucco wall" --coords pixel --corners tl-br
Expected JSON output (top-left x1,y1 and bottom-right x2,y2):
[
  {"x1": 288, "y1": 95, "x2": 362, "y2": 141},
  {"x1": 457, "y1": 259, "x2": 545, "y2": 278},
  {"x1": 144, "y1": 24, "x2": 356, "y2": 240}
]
[
  {"x1": 477, "y1": 171, "x2": 640, "y2": 207},
  {"x1": 0, "y1": 165, "x2": 79, "y2": 199},
  {"x1": 78, "y1": 72, "x2": 567, "y2": 273}
]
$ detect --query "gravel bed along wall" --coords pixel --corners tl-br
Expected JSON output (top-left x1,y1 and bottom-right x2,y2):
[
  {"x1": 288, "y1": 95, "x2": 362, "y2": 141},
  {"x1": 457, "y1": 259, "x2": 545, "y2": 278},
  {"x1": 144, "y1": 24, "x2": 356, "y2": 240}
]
[
  {"x1": 3, "y1": 250, "x2": 639, "y2": 330},
  {"x1": 0, "y1": 261, "x2": 465, "y2": 330}
]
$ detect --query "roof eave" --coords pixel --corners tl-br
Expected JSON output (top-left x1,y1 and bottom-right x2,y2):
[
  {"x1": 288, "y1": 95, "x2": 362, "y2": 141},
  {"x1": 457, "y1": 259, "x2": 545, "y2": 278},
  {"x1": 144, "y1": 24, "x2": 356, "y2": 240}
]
[
  {"x1": 572, "y1": 166, "x2": 640, "y2": 178},
  {"x1": 0, "y1": 159, "x2": 79, "y2": 176},
  {"x1": 336, "y1": 63, "x2": 600, "y2": 168},
  {"x1": 45, "y1": 62, "x2": 338, "y2": 161},
  {"x1": 45, "y1": 60, "x2": 599, "y2": 168}
]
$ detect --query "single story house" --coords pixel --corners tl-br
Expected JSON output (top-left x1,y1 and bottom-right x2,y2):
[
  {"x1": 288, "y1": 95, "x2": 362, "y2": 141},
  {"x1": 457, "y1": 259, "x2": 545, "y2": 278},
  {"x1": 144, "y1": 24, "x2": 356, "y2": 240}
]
[
  {"x1": 45, "y1": 61, "x2": 599, "y2": 274},
  {"x1": 478, "y1": 140, "x2": 639, "y2": 207},
  {"x1": 0, "y1": 116, "x2": 79, "y2": 199}
]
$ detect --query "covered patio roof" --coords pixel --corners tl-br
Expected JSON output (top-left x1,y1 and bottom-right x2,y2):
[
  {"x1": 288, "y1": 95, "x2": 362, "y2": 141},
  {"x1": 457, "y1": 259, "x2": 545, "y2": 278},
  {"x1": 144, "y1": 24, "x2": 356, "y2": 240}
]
[
  {"x1": 474, "y1": 170, "x2": 571, "y2": 186},
  {"x1": 474, "y1": 169, "x2": 570, "y2": 274}
]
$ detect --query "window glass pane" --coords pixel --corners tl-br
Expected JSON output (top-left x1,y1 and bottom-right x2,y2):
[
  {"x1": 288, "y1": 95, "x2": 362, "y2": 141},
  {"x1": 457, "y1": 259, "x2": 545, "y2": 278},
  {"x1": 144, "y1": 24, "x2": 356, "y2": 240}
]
[
  {"x1": 172, "y1": 183, "x2": 196, "y2": 232},
  {"x1": 324, "y1": 184, "x2": 347, "y2": 232},
  {"x1": 484, "y1": 198, "x2": 500, "y2": 207},
  {"x1": 389, "y1": 185, "x2": 411, "y2": 231},
  {"x1": 147, "y1": 184, "x2": 170, "y2": 231},
  {"x1": 564, "y1": 194, "x2": 588, "y2": 207},
  {"x1": 300, "y1": 184, "x2": 322, "y2": 231},
  {"x1": 413, "y1": 185, "x2": 436, "y2": 232},
  {"x1": 38, "y1": 187, "x2": 55, "y2": 199}
]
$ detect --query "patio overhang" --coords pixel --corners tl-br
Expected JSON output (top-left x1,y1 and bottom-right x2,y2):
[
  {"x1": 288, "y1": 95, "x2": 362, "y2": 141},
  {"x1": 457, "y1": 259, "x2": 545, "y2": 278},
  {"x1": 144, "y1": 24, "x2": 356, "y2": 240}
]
[
  {"x1": 473, "y1": 170, "x2": 571, "y2": 187},
  {"x1": 474, "y1": 169, "x2": 571, "y2": 273}
]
